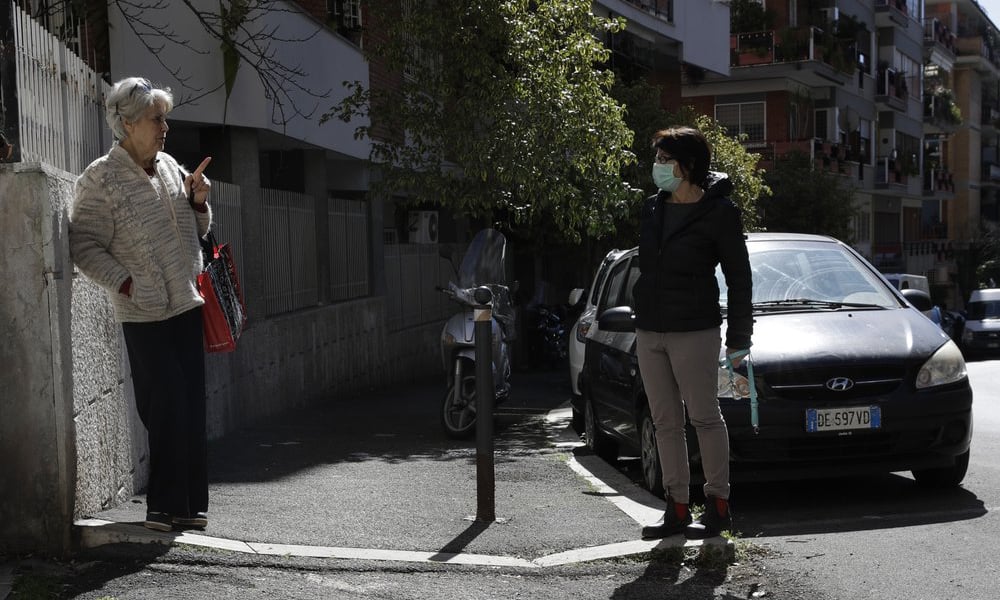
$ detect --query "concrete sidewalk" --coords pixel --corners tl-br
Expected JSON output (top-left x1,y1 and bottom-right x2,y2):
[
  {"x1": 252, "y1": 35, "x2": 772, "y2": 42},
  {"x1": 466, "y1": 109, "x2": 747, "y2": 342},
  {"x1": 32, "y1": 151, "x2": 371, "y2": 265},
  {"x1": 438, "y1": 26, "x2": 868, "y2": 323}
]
[{"x1": 76, "y1": 370, "x2": 730, "y2": 568}]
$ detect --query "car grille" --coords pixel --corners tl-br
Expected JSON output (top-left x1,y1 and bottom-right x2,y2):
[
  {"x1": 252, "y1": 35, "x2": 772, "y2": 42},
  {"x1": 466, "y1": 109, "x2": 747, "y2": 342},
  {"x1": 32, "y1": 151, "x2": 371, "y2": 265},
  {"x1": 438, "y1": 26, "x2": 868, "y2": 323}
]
[
  {"x1": 762, "y1": 364, "x2": 905, "y2": 402},
  {"x1": 732, "y1": 428, "x2": 940, "y2": 462}
]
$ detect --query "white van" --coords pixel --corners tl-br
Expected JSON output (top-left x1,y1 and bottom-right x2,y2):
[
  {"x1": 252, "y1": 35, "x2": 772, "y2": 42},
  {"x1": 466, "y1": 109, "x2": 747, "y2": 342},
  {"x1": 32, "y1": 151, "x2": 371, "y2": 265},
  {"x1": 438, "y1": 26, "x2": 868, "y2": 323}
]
[
  {"x1": 883, "y1": 273, "x2": 930, "y2": 295},
  {"x1": 961, "y1": 288, "x2": 1000, "y2": 354}
]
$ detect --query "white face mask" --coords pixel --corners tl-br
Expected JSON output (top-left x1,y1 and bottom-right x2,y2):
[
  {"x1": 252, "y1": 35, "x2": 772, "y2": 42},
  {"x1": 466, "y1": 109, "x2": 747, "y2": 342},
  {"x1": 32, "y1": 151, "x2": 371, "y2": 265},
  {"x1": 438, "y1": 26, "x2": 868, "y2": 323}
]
[{"x1": 652, "y1": 162, "x2": 681, "y2": 192}]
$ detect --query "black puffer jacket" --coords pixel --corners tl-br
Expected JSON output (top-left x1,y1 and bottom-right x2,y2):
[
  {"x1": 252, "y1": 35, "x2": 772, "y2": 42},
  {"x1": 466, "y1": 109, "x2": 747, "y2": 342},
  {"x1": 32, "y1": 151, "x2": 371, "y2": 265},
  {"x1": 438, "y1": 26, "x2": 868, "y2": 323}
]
[{"x1": 632, "y1": 172, "x2": 753, "y2": 350}]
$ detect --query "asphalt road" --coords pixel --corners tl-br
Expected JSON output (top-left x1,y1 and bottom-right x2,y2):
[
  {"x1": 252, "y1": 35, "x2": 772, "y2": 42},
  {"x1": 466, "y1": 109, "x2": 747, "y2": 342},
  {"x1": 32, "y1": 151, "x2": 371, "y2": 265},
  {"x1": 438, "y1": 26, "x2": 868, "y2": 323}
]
[
  {"x1": 667, "y1": 356, "x2": 997, "y2": 600},
  {"x1": 5, "y1": 360, "x2": 997, "y2": 599}
]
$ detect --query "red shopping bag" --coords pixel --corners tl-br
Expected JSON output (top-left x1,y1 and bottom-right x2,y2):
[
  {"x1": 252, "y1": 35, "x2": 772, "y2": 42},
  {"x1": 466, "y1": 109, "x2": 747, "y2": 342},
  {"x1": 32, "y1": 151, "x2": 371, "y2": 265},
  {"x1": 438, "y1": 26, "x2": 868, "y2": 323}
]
[{"x1": 198, "y1": 232, "x2": 246, "y2": 353}]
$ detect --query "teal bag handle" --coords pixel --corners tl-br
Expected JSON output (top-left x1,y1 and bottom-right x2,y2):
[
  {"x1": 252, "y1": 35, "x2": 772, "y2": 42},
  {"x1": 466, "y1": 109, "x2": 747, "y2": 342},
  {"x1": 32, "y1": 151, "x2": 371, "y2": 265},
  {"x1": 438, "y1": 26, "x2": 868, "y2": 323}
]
[{"x1": 720, "y1": 349, "x2": 758, "y2": 435}]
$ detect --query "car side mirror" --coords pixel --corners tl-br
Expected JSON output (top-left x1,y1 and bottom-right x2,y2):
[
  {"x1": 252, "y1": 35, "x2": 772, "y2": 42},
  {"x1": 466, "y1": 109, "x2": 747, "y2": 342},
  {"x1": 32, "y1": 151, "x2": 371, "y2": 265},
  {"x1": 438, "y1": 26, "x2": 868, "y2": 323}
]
[
  {"x1": 568, "y1": 288, "x2": 585, "y2": 307},
  {"x1": 901, "y1": 288, "x2": 932, "y2": 312},
  {"x1": 598, "y1": 306, "x2": 635, "y2": 333}
]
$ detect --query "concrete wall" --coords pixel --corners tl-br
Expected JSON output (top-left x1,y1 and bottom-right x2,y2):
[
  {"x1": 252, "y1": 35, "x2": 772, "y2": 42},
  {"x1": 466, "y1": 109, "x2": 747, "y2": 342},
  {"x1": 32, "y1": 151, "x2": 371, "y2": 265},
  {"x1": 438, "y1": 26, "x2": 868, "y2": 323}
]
[
  {"x1": 0, "y1": 163, "x2": 77, "y2": 555},
  {"x1": 0, "y1": 164, "x2": 443, "y2": 555}
]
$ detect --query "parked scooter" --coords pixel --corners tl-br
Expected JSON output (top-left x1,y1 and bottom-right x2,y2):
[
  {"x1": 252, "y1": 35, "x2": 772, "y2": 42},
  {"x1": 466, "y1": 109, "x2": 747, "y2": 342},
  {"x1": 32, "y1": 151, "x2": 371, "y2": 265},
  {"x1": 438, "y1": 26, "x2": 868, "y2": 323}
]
[
  {"x1": 528, "y1": 303, "x2": 568, "y2": 368},
  {"x1": 437, "y1": 229, "x2": 516, "y2": 438}
]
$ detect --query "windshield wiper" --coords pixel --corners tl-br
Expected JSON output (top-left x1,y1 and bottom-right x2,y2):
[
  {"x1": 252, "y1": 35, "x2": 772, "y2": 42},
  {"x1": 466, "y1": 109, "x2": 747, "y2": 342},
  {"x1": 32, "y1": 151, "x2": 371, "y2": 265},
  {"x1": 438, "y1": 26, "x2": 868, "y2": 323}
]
[{"x1": 753, "y1": 298, "x2": 882, "y2": 310}]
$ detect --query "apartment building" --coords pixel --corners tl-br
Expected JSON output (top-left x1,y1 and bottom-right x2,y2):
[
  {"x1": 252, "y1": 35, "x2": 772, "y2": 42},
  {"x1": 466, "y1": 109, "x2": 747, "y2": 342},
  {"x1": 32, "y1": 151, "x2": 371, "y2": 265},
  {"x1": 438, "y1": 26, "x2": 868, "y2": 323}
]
[
  {"x1": 926, "y1": 0, "x2": 1000, "y2": 259},
  {"x1": 676, "y1": 0, "x2": 1000, "y2": 308}
]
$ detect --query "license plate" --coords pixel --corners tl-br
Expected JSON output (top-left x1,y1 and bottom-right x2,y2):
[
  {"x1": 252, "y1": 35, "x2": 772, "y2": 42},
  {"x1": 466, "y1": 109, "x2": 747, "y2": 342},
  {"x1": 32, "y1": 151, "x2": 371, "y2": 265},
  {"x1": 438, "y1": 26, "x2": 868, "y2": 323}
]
[{"x1": 806, "y1": 406, "x2": 881, "y2": 432}]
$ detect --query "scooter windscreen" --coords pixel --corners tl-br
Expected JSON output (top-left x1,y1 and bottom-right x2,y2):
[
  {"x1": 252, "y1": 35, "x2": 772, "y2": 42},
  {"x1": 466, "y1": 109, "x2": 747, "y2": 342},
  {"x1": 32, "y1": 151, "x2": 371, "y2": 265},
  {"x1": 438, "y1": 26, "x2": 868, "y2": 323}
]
[
  {"x1": 457, "y1": 229, "x2": 507, "y2": 288},
  {"x1": 455, "y1": 228, "x2": 514, "y2": 336}
]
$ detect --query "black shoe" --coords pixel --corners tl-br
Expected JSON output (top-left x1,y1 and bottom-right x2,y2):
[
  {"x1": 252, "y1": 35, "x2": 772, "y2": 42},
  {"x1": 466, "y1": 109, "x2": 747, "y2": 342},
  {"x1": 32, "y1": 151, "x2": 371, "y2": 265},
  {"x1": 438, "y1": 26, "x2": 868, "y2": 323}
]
[
  {"x1": 173, "y1": 512, "x2": 208, "y2": 529},
  {"x1": 684, "y1": 496, "x2": 732, "y2": 539},
  {"x1": 144, "y1": 512, "x2": 173, "y2": 532},
  {"x1": 641, "y1": 497, "x2": 692, "y2": 539}
]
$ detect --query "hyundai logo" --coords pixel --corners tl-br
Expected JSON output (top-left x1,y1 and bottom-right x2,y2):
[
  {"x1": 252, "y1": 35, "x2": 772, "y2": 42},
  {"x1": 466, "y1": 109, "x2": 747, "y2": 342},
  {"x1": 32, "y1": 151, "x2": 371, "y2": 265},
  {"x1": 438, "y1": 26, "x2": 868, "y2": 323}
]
[{"x1": 826, "y1": 377, "x2": 855, "y2": 391}]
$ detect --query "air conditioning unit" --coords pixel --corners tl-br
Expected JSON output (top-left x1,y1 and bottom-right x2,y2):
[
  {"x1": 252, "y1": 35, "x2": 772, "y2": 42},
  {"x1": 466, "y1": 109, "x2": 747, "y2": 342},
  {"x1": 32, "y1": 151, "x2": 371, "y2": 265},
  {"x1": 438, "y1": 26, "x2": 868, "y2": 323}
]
[{"x1": 408, "y1": 210, "x2": 439, "y2": 244}]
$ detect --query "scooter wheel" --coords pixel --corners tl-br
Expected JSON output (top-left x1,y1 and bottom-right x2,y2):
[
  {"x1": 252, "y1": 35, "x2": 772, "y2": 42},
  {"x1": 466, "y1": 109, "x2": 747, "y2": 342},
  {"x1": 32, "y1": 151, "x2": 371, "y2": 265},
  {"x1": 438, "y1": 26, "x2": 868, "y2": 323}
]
[{"x1": 441, "y1": 372, "x2": 478, "y2": 438}]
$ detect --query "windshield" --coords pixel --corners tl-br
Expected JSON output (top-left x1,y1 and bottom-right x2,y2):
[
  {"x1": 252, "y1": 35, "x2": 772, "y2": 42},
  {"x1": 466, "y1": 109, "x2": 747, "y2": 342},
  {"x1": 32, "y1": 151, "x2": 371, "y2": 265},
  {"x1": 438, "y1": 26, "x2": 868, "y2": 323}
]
[
  {"x1": 717, "y1": 240, "x2": 899, "y2": 311},
  {"x1": 967, "y1": 300, "x2": 1000, "y2": 320},
  {"x1": 452, "y1": 228, "x2": 514, "y2": 331},
  {"x1": 458, "y1": 229, "x2": 507, "y2": 288}
]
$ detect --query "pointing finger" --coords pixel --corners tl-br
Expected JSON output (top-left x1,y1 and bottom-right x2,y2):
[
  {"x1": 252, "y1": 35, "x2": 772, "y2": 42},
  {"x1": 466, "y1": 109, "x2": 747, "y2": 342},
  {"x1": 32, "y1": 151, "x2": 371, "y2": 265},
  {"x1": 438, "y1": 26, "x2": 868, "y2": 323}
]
[{"x1": 192, "y1": 156, "x2": 212, "y2": 178}]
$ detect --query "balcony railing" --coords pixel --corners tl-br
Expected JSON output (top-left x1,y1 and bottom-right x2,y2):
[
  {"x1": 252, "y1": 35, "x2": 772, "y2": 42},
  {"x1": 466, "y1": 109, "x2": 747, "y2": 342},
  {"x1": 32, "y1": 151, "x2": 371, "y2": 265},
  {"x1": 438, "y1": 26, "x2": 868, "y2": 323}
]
[
  {"x1": 620, "y1": 0, "x2": 673, "y2": 22},
  {"x1": 876, "y1": 67, "x2": 909, "y2": 104},
  {"x1": 730, "y1": 27, "x2": 855, "y2": 72},
  {"x1": 924, "y1": 90, "x2": 962, "y2": 128},
  {"x1": 923, "y1": 18, "x2": 958, "y2": 55},
  {"x1": 924, "y1": 167, "x2": 955, "y2": 194},
  {"x1": 955, "y1": 35, "x2": 1000, "y2": 71}
]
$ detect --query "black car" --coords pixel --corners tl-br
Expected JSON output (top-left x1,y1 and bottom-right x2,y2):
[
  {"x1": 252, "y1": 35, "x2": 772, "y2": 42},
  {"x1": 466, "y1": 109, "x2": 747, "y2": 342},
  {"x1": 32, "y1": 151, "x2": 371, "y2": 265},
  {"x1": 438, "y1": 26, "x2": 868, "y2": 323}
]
[{"x1": 578, "y1": 233, "x2": 972, "y2": 494}]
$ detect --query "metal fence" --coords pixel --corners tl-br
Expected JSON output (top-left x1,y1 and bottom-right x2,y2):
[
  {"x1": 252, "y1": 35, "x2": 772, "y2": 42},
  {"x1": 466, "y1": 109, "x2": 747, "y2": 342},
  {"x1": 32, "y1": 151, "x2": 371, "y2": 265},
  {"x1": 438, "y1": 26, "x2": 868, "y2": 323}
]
[
  {"x1": 383, "y1": 241, "x2": 460, "y2": 332},
  {"x1": 8, "y1": 1, "x2": 110, "y2": 173},
  {"x1": 208, "y1": 180, "x2": 245, "y2": 291},
  {"x1": 260, "y1": 188, "x2": 319, "y2": 316},
  {"x1": 328, "y1": 197, "x2": 370, "y2": 301}
]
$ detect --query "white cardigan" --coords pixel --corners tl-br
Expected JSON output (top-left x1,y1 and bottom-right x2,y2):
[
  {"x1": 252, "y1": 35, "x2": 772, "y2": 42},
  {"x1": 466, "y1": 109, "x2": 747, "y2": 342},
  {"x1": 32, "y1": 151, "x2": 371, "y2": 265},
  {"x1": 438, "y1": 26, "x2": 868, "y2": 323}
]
[{"x1": 69, "y1": 144, "x2": 212, "y2": 323}]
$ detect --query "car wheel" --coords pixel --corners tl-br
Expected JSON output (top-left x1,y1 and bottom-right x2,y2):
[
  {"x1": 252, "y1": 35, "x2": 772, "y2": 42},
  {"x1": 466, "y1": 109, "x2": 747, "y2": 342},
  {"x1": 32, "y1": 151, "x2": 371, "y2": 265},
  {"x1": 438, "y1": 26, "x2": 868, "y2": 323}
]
[
  {"x1": 912, "y1": 449, "x2": 970, "y2": 488},
  {"x1": 584, "y1": 393, "x2": 618, "y2": 461},
  {"x1": 638, "y1": 403, "x2": 664, "y2": 497}
]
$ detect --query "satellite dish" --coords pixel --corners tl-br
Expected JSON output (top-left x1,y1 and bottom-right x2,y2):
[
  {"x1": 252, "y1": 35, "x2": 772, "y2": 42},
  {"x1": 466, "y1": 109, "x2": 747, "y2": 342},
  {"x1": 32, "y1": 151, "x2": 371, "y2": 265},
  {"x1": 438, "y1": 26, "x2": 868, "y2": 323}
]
[{"x1": 838, "y1": 107, "x2": 859, "y2": 132}]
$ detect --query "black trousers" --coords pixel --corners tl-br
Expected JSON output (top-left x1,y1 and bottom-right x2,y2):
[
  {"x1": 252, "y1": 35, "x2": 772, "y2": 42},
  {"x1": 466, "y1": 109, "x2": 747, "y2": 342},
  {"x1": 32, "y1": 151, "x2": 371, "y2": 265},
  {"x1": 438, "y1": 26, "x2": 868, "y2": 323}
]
[{"x1": 122, "y1": 308, "x2": 208, "y2": 517}]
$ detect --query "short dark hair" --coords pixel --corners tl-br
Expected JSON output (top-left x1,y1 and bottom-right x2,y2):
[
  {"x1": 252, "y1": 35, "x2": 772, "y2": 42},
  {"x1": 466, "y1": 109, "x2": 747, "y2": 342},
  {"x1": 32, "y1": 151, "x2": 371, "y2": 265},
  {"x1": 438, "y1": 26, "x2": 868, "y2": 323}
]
[{"x1": 651, "y1": 127, "x2": 712, "y2": 188}]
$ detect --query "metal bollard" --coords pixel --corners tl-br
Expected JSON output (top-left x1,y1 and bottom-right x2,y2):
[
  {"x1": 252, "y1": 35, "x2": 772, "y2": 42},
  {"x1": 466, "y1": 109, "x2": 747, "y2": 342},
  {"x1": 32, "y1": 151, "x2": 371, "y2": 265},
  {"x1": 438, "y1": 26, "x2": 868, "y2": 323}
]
[{"x1": 472, "y1": 286, "x2": 495, "y2": 523}]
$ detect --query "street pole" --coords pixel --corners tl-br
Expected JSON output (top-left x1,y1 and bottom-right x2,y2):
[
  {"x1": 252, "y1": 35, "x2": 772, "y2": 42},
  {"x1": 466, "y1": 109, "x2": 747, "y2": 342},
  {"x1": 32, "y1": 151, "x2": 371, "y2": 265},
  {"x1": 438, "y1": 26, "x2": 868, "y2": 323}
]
[{"x1": 473, "y1": 286, "x2": 495, "y2": 523}]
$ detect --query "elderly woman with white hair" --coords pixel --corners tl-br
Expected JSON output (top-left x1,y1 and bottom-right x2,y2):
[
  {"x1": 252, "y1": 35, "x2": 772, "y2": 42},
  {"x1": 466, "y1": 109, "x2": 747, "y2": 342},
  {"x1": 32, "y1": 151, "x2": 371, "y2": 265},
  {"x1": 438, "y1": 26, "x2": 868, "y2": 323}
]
[{"x1": 69, "y1": 76, "x2": 214, "y2": 533}]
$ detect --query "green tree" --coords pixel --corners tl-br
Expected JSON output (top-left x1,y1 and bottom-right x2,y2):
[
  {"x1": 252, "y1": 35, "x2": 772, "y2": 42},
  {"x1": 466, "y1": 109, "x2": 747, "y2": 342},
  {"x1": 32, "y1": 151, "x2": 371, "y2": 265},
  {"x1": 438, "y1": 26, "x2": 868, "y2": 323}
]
[
  {"x1": 760, "y1": 151, "x2": 857, "y2": 241},
  {"x1": 956, "y1": 222, "x2": 1000, "y2": 299},
  {"x1": 329, "y1": 0, "x2": 640, "y2": 243}
]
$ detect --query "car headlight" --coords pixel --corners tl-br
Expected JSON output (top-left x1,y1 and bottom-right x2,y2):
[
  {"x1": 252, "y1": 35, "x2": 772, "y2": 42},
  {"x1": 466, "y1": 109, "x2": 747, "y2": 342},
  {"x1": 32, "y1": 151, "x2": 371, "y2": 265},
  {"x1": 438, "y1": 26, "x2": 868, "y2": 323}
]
[
  {"x1": 718, "y1": 367, "x2": 751, "y2": 399},
  {"x1": 916, "y1": 340, "x2": 967, "y2": 389},
  {"x1": 576, "y1": 319, "x2": 592, "y2": 343}
]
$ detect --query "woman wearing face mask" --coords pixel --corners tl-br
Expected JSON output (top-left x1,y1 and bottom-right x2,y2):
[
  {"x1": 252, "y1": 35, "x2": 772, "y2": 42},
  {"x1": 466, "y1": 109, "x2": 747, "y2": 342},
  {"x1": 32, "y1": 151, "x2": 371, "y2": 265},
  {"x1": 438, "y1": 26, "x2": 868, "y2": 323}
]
[{"x1": 632, "y1": 126, "x2": 753, "y2": 540}]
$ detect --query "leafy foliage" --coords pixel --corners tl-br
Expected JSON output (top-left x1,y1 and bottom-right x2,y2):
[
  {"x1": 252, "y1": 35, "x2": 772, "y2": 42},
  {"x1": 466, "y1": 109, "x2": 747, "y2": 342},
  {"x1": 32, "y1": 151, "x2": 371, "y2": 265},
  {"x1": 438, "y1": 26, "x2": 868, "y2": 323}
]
[
  {"x1": 329, "y1": 0, "x2": 641, "y2": 243},
  {"x1": 759, "y1": 151, "x2": 856, "y2": 241},
  {"x1": 956, "y1": 222, "x2": 1000, "y2": 298}
]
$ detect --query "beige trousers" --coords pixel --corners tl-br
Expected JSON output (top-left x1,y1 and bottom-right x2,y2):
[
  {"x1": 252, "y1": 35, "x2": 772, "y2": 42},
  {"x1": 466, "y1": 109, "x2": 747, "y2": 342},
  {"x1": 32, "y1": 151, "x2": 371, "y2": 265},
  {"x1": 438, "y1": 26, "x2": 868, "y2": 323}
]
[{"x1": 636, "y1": 327, "x2": 730, "y2": 504}]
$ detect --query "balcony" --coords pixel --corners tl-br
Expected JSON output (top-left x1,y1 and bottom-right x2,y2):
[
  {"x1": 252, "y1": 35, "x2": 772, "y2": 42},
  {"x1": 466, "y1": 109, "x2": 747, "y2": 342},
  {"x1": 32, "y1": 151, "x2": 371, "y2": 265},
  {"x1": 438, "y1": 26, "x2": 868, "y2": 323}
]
[
  {"x1": 923, "y1": 88, "x2": 962, "y2": 133},
  {"x1": 955, "y1": 35, "x2": 1000, "y2": 75},
  {"x1": 924, "y1": 18, "x2": 958, "y2": 64},
  {"x1": 876, "y1": 66, "x2": 908, "y2": 112},
  {"x1": 875, "y1": 155, "x2": 917, "y2": 188},
  {"x1": 728, "y1": 27, "x2": 853, "y2": 87},
  {"x1": 875, "y1": 0, "x2": 909, "y2": 27},
  {"x1": 752, "y1": 139, "x2": 866, "y2": 181},
  {"x1": 924, "y1": 167, "x2": 956, "y2": 198},
  {"x1": 619, "y1": 0, "x2": 673, "y2": 22}
]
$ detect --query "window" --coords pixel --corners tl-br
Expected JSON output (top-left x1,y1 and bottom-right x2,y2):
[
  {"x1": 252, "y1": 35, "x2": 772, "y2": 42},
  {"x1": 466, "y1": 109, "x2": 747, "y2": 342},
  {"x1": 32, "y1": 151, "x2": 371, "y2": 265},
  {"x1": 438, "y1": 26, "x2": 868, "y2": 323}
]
[
  {"x1": 598, "y1": 258, "x2": 634, "y2": 315},
  {"x1": 329, "y1": 0, "x2": 362, "y2": 31},
  {"x1": 715, "y1": 102, "x2": 766, "y2": 143}
]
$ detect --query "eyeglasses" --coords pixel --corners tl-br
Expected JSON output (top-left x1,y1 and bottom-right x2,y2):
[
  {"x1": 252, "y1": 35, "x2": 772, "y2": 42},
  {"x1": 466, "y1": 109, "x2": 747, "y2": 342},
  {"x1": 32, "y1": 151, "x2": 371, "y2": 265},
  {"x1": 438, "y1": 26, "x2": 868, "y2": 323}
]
[{"x1": 115, "y1": 79, "x2": 153, "y2": 116}]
